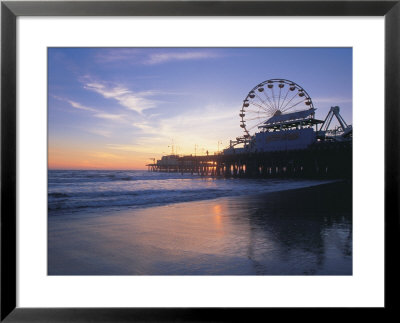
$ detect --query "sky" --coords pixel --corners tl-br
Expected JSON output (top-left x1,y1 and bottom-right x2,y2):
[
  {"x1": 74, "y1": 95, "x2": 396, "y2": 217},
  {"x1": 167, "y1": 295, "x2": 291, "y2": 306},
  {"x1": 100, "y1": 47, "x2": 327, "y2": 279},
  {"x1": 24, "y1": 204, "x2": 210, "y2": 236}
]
[{"x1": 48, "y1": 47, "x2": 352, "y2": 170}]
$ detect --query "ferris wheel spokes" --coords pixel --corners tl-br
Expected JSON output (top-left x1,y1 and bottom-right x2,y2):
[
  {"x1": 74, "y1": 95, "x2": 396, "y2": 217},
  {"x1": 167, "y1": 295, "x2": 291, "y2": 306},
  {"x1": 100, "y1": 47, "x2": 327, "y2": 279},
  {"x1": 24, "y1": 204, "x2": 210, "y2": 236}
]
[
  {"x1": 254, "y1": 92, "x2": 275, "y2": 112},
  {"x1": 250, "y1": 101, "x2": 274, "y2": 115},
  {"x1": 278, "y1": 86, "x2": 291, "y2": 110},
  {"x1": 261, "y1": 90, "x2": 277, "y2": 111}
]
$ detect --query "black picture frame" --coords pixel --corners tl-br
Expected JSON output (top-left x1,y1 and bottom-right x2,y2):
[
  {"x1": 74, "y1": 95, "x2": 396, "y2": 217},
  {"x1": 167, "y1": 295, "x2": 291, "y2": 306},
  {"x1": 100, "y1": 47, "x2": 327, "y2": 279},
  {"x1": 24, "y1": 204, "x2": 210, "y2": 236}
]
[{"x1": 1, "y1": 0, "x2": 399, "y2": 321}]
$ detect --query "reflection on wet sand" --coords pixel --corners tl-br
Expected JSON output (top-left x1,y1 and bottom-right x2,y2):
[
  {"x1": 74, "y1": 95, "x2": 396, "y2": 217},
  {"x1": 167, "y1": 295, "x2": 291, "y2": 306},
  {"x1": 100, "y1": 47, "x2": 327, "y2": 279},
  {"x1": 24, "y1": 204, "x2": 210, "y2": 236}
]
[{"x1": 235, "y1": 185, "x2": 352, "y2": 275}]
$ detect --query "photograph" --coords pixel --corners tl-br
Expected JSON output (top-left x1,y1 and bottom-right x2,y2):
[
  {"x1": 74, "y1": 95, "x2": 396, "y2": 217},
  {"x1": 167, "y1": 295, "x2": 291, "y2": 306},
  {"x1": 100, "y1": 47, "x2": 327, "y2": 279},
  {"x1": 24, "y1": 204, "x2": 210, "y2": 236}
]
[{"x1": 47, "y1": 47, "x2": 352, "y2": 275}]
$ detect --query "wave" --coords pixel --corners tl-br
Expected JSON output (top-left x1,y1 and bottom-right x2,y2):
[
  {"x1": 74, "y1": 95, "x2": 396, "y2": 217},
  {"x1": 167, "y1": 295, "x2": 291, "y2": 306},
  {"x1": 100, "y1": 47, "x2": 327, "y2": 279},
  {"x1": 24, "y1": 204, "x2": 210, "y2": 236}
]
[
  {"x1": 48, "y1": 172, "x2": 336, "y2": 216},
  {"x1": 48, "y1": 188, "x2": 229, "y2": 213},
  {"x1": 48, "y1": 170, "x2": 195, "y2": 184}
]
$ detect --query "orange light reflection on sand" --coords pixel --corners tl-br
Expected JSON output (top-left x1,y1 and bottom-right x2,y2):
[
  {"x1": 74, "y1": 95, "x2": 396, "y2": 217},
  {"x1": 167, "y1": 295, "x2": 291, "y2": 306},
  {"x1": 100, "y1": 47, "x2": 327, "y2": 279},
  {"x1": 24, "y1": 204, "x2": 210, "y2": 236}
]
[
  {"x1": 212, "y1": 204, "x2": 224, "y2": 233},
  {"x1": 213, "y1": 204, "x2": 222, "y2": 216}
]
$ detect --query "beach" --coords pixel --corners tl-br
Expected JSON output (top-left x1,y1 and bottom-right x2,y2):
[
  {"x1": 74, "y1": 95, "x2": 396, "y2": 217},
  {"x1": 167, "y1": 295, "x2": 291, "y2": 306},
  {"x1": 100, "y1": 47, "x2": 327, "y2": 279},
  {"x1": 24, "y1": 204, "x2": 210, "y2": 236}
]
[{"x1": 48, "y1": 180, "x2": 352, "y2": 275}]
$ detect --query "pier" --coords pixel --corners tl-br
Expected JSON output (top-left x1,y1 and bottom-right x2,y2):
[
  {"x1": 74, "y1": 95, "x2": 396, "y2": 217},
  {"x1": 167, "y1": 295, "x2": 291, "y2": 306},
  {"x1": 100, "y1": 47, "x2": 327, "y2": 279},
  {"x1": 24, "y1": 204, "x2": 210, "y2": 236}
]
[
  {"x1": 147, "y1": 141, "x2": 352, "y2": 179},
  {"x1": 147, "y1": 79, "x2": 352, "y2": 180}
]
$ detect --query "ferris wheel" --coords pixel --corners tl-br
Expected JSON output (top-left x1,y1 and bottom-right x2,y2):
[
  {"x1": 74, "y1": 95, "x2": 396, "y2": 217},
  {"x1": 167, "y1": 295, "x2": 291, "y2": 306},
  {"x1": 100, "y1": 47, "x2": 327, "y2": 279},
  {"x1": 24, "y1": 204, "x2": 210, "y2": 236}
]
[{"x1": 239, "y1": 79, "x2": 314, "y2": 137}]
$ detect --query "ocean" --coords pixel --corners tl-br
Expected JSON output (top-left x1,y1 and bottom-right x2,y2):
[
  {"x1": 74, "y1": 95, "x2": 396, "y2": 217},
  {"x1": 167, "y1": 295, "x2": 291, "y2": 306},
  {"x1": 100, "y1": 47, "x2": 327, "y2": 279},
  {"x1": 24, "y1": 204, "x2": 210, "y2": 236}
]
[{"x1": 48, "y1": 170, "x2": 337, "y2": 216}]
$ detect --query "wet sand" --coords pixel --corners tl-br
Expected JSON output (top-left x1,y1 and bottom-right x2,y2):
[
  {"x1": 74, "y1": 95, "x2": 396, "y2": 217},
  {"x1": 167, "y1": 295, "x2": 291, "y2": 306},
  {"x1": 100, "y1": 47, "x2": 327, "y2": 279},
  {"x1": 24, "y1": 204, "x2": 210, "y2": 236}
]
[{"x1": 48, "y1": 180, "x2": 352, "y2": 275}]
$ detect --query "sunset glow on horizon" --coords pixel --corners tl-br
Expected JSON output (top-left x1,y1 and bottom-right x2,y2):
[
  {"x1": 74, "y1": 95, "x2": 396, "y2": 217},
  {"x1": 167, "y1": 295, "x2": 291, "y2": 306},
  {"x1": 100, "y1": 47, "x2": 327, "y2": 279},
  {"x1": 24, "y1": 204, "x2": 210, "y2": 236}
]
[{"x1": 48, "y1": 48, "x2": 352, "y2": 170}]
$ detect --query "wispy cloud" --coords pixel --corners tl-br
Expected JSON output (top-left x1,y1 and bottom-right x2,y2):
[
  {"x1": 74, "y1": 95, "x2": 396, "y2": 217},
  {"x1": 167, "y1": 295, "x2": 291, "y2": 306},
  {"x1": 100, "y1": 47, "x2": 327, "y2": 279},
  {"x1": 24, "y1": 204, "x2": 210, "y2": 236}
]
[
  {"x1": 145, "y1": 51, "x2": 221, "y2": 65},
  {"x1": 52, "y1": 95, "x2": 97, "y2": 112},
  {"x1": 95, "y1": 49, "x2": 222, "y2": 66},
  {"x1": 106, "y1": 138, "x2": 169, "y2": 154},
  {"x1": 84, "y1": 81, "x2": 158, "y2": 114},
  {"x1": 85, "y1": 83, "x2": 130, "y2": 98},
  {"x1": 53, "y1": 95, "x2": 128, "y2": 123},
  {"x1": 94, "y1": 113, "x2": 126, "y2": 121},
  {"x1": 132, "y1": 122, "x2": 157, "y2": 132},
  {"x1": 67, "y1": 100, "x2": 97, "y2": 112},
  {"x1": 95, "y1": 48, "x2": 139, "y2": 63}
]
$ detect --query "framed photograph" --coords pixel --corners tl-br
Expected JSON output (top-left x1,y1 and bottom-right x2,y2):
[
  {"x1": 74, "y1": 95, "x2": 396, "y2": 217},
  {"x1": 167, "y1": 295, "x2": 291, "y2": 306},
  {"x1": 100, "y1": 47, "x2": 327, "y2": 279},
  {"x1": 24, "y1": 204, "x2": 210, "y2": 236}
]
[{"x1": 1, "y1": 0, "x2": 398, "y2": 321}]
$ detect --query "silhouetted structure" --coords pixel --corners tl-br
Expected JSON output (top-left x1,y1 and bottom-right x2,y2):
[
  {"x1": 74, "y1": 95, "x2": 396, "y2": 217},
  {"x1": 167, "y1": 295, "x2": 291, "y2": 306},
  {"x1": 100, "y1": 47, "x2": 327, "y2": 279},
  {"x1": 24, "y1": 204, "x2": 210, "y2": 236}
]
[{"x1": 147, "y1": 141, "x2": 351, "y2": 179}]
